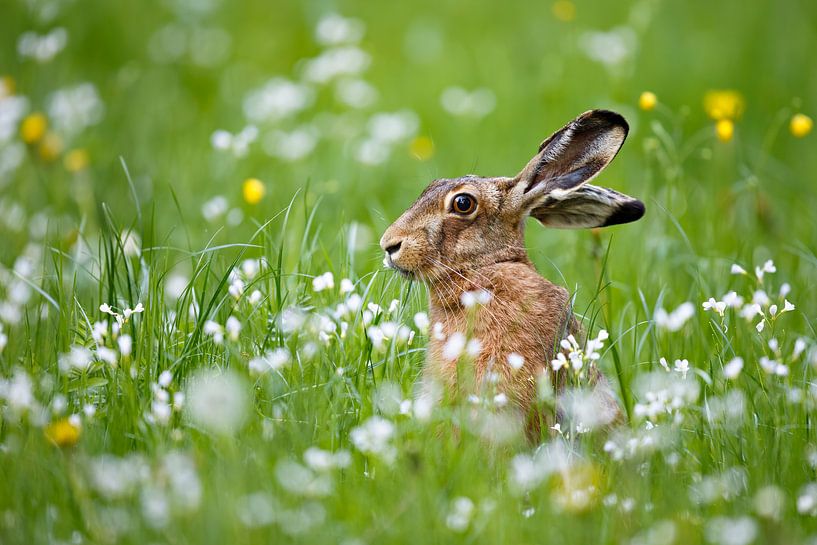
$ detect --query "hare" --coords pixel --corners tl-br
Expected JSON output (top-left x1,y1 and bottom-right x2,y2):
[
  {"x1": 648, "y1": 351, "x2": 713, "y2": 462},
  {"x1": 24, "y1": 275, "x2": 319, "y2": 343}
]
[{"x1": 379, "y1": 110, "x2": 644, "y2": 439}]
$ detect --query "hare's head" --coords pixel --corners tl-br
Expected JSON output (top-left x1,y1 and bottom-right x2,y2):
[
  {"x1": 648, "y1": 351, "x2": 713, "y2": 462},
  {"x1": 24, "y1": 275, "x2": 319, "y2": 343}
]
[{"x1": 380, "y1": 110, "x2": 644, "y2": 282}]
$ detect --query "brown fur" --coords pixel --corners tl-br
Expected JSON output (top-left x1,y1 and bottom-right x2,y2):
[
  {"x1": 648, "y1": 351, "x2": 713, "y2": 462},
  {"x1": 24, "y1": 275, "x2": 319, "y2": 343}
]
[{"x1": 379, "y1": 110, "x2": 644, "y2": 440}]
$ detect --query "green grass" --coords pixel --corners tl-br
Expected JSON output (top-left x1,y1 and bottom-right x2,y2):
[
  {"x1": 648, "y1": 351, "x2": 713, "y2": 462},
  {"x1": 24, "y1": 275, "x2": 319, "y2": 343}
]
[{"x1": 2, "y1": 0, "x2": 817, "y2": 543}]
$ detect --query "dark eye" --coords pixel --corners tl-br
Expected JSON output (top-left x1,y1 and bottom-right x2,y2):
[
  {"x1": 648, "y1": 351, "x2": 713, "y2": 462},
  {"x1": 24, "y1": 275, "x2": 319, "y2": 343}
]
[{"x1": 451, "y1": 193, "x2": 477, "y2": 215}]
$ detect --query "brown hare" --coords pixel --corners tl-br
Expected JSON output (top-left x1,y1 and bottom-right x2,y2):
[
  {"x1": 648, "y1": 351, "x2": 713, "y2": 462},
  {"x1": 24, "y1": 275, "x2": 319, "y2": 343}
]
[{"x1": 379, "y1": 109, "x2": 644, "y2": 439}]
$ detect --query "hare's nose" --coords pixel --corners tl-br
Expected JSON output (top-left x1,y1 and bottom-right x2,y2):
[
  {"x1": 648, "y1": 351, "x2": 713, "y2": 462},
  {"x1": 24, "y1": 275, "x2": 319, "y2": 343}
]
[{"x1": 382, "y1": 239, "x2": 402, "y2": 256}]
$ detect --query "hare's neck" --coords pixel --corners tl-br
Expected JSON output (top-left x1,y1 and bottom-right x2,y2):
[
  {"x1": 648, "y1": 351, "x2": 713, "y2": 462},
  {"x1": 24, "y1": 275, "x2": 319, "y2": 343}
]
[{"x1": 426, "y1": 259, "x2": 533, "y2": 313}]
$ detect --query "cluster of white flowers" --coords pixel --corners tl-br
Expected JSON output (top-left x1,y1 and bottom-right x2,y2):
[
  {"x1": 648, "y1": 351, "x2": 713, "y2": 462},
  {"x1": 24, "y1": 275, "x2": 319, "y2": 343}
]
[
  {"x1": 551, "y1": 329, "x2": 609, "y2": 379},
  {"x1": 632, "y1": 370, "x2": 700, "y2": 423},
  {"x1": 148, "y1": 370, "x2": 185, "y2": 425},
  {"x1": 87, "y1": 451, "x2": 202, "y2": 530},
  {"x1": 705, "y1": 259, "x2": 796, "y2": 333}
]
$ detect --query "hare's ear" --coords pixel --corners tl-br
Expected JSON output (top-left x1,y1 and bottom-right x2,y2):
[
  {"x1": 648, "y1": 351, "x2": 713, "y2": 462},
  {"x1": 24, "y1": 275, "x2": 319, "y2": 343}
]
[
  {"x1": 515, "y1": 110, "x2": 629, "y2": 206},
  {"x1": 531, "y1": 184, "x2": 644, "y2": 229}
]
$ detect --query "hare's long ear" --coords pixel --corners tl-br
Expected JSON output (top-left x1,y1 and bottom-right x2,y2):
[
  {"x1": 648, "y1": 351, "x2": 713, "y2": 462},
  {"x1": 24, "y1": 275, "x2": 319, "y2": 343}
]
[
  {"x1": 515, "y1": 110, "x2": 629, "y2": 207},
  {"x1": 531, "y1": 184, "x2": 645, "y2": 229}
]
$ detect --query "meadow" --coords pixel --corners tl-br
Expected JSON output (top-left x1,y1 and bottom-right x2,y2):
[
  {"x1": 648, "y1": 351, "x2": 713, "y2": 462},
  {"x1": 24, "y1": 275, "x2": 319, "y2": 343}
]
[{"x1": 1, "y1": 0, "x2": 817, "y2": 543}]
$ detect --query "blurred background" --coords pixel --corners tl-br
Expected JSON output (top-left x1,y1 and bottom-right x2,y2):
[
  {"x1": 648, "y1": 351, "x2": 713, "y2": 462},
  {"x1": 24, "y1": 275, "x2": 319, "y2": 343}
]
[{"x1": 2, "y1": 0, "x2": 816, "y2": 284}]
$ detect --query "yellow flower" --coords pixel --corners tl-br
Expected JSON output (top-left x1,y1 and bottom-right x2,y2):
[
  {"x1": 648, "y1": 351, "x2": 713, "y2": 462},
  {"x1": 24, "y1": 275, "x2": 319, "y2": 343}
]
[
  {"x1": 409, "y1": 136, "x2": 434, "y2": 161},
  {"x1": 704, "y1": 90, "x2": 745, "y2": 121},
  {"x1": 0, "y1": 76, "x2": 15, "y2": 98},
  {"x1": 21, "y1": 112, "x2": 48, "y2": 144},
  {"x1": 44, "y1": 417, "x2": 81, "y2": 447},
  {"x1": 638, "y1": 91, "x2": 657, "y2": 111},
  {"x1": 790, "y1": 113, "x2": 813, "y2": 138},
  {"x1": 38, "y1": 132, "x2": 63, "y2": 162},
  {"x1": 242, "y1": 178, "x2": 265, "y2": 204},
  {"x1": 552, "y1": 0, "x2": 576, "y2": 22},
  {"x1": 551, "y1": 463, "x2": 601, "y2": 514},
  {"x1": 715, "y1": 119, "x2": 734, "y2": 142},
  {"x1": 64, "y1": 148, "x2": 90, "y2": 172}
]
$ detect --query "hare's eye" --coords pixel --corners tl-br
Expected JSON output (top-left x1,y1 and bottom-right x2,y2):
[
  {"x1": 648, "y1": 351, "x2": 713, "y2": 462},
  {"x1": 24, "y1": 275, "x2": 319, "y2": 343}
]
[{"x1": 451, "y1": 194, "x2": 477, "y2": 215}]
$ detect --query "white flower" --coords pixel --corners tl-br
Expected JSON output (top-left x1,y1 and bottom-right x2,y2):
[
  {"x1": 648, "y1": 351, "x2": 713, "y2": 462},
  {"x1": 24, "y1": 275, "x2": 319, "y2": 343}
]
[
  {"x1": 507, "y1": 353, "x2": 525, "y2": 371},
  {"x1": 17, "y1": 28, "x2": 69, "y2": 62},
  {"x1": 705, "y1": 516, "x2": 757, "y2": 545},
  {"x1": 185, "y1": 370, "x2": 249, "y2": 435},
  {"x1": 203, "y1": 320, "x2": 224, "y2": 344},
  {"x1": 723, "y1": 357, "x2": 744, "y2": 380},
  {"x1": 781, "y1": 300, "x2": 795, "y2": 313},
  {"x1": 302, "y1": 46, "x2": 371, "y2": 84},
  {"x1": 118, "y1": 335, "x2": 133, "y2": 357},
  {"x1": 413, "y1": 312, "x2": 430, "y2": 333},
  {"x1": 225, "y1": 316, "x2": 241, "y2": 341},
  {"x1": 731, "y1": 264, "x2": 747, "y2": 275},
  {"x1": 673, "y1": 359, "x2": 690, "y2": 379},
  {"x1": 339, "y1": 278, "x2": 354, "y2": 294},
  {"x1": 48, "y1": 83, "x2": 104, "y2": 137},
  {"x1": 493, "y1": 393, "x2": 508, "y2": 407},
  {"x1": 158, "y1": 370, "x2": 173, "y2": 388},
  {"x1": 59, "y1": 345, "x2": 93, "y2": 371},
  {"x1": 798, "y1": 484, "x2": 817, "y2": 516},
  {"x1": 243, "y1": 77, "x2": 314, "y2": 122},
  {"x1": 249, "y1": 348, "x2": 290, "y2": 375},
  {"x1": 551, "y1": 352, "x2": 568, "y2": 371},
  {"x1": 262, "y1": 127, "x2": 318, "y2": 161},
  {"x1": 445, "y1": 497, "x2": 475, "y2": 532},
  {"x1": 655, "y1": 302, "x2": 695, "y2": 331},
  {"x1": 722, "y1": 291, "x2": 744, "y2": 308},
  {"x1": 794, "y1": 338, "x2": 808, "y2": 360},
  {"x1": 312, "y1": 271, "x2": 334, "y2": 292},
  {"x1": 779, "y1": 283, "x2": 791, "y2": 297},
  {"x1": 202, "y1": 196, "x2": 228, "y2": 222},
  {"x1": 440, "y1": 87, "x2": 496, "y2": 118},
  {"x1": 442, "y1": 332, "x2": 467, "y2": 360},
  {"x1": 316, "y1": 13, "x2": 365, "y2": 45},
  {"x1": 740, "y1": 303, "x2": 763, "y2": 321},
  {"x1": 349, "y1": 416, "x2": 396, "y2": 463},
  {"x1": 335, "y1": 78, "x2": 377, "y2": 109},
  {"x1": 752, "y1": 290, "x2": 770, "y2": 307},
  {"x1": 759, "y1": 356, "x2": 788, "y2": 376},
  {"x1": 702, "y1": 298, "x2": 727, "y2": 317},
  {"x1": 465, "y1": 338, "x2": 482, "y2": 358},
  {"x1": 756, "y1": 320, "x2": 765, "y2": 333}
]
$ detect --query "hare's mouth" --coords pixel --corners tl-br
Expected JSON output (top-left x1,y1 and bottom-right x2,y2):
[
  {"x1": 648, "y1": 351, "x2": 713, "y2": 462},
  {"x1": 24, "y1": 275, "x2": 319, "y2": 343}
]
[{"x1": 383, "y1": 255, "x2": 416, "y2": 280}]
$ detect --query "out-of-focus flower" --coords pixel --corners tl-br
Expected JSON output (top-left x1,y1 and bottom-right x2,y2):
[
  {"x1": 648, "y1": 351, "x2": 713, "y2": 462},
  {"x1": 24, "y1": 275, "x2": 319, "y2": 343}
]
[
  {"x1": 242, "y1": 178, "x2": 265, "y2": 205},
  {"x1": 185, "y1": 369, "x2": 249, "y2": 435},
  {"x1": 63, "y1": 148, "x2": 89, "y2": 172},
  {"x1": 723, "y1": 357, "x2": 743, "y2": 380},
  {"x1": 312, "y1": 271, "x2": 334, "y2": 292},
  {"x1": 409, "y1": 136, "x2": 434, "y2": 160},
  {"x1": 445, "y1": 496, "x2": 475, "y2": 532},
  {"x1": 211, "y1": 126, "x2": 258, "y2": 157},
  {"x1": 580, "y1": 27, "x2": 635, "y2": 67},
  {"x1": 552, "y1": 462, "x2": 601, "y2": 513},
  {"x1": 440, "y1": 87, "x2": 495, "y2": 118},
  {"x1": 315, "y1": 13, "x2": 365, "y2": 46},
  {"x1": 702, "y1": 297, "x2": 727, "y2": 317},
  {"x1": 655, "y1": 302, "x2": 695, "y2": 331},
  {"x1": 334, "y1": 78, "x2": 377, "y2": 109},
  {"x1": 350, "y1": 416, "x2": 396, "y2": 463},
  {"x1": 715, "y1": 119, "x2": 734, "y2": 142},
  {"x1": 243, "y1": 78, "x2": 314, "y2": 123},
  {"x1": 47, "y1": 83, "x2": 104, "y2": 138},
  {"x1": 731, "y1": 264, "x2": 747, "y2": 275},
  {"x1": 638, "y1": 91, "x2": 657, "y2": 111},
  {"x1": 262, "y1": 127, "x2": 318, "y2": 161},
  {"x1": 17, "y1": 28, "x2": 68, "y2": 62},
  {"x1": 705, "y1": 516, "x2": 757, "y2": 545},
  {"x1": 552, "y1": 0, "x2": 576, "y2": 22},
  {"x1": 20, "y1": 112, "x2": 47, "y2": 143},
  {"x1": 302, "y1": 46, "x2": 370, "y2": 84},
  {"x1": 704, "y1": 90, "x2": 745, "y2": 120},
  {"x1": 44, "y1": 416, "x2": 81, "y2": 447},
  {"x1": 790, "y1": 113, "x2": 812, "y2": 138}
]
